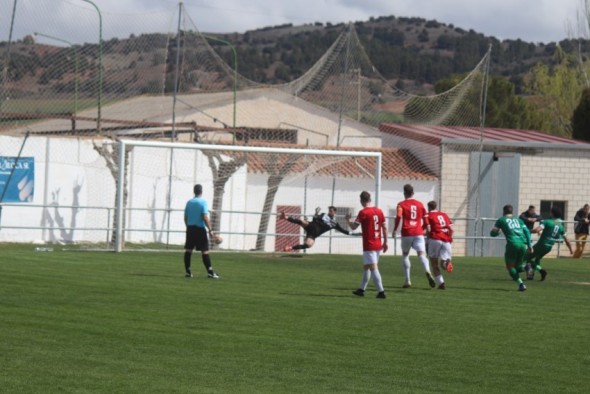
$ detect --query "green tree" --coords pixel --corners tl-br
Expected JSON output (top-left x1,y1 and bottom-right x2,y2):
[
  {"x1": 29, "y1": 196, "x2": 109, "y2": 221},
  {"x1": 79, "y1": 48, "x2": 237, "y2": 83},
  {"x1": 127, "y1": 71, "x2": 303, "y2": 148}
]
[
  {"x1": 417, "y1": 74, "x2": 539, "y2": 129},
  {"x1": 572, "y1": 87, "x2": 590, "y2": 141},
  {"x1": 524, "y1": 46, "x2": 585, "y2": 136},
  {"x1": 484, "y1": 76, "x2": 538, "y2": 129}
]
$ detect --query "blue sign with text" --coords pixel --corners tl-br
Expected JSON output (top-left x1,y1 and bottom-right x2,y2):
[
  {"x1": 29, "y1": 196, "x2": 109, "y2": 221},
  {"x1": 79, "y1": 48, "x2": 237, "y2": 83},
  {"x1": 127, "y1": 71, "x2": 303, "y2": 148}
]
[{"x1": 0, "y1": 157, "x2": 34, "y2": 203}]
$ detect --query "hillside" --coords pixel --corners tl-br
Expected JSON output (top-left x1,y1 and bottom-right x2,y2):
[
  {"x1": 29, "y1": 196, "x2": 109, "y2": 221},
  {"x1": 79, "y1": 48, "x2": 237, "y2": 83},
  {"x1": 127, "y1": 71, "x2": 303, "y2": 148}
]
[
  {"x1": 2, "y1": 14, "x2": 589, "y2": 99},
  {"x1": 226, "y1": 16, "x2": 589, "y2": 93}
]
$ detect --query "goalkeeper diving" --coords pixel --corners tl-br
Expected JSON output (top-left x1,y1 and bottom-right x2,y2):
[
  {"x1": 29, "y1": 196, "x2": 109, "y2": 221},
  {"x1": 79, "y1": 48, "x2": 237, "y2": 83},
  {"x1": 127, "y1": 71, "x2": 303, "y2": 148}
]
[{"x1": 279, "y1": 206, "x2": 357, "y2": 252}]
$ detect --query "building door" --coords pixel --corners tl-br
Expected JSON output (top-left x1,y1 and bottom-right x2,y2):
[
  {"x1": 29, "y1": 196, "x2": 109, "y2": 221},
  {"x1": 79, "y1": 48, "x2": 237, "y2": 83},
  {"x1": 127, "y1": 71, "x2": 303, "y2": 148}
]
[
  {"x1": 466, "y1": 152, "x2": 521, "y2": 257},
  {"x1": 275, "y1": 205, "x2": 301, "y2": 252}
]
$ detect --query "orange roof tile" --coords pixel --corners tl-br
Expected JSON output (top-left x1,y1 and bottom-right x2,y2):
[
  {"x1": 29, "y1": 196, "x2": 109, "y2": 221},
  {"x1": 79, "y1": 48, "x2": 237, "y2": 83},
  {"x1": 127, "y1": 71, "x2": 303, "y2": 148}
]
[{"x1": 207, "y1": 141, "x2": 437, "y2": 181}]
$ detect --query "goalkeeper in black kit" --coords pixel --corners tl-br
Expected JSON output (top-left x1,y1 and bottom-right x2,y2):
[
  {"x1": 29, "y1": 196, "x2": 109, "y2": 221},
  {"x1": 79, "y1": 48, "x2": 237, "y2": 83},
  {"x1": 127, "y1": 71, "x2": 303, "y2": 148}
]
[{"x1": 279, "y1": 206, "x2": 353, "y2": 252}]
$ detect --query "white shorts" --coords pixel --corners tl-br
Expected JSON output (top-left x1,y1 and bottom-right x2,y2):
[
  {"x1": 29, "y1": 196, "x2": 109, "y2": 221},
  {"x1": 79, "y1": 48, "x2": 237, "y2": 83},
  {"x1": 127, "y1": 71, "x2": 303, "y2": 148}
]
[
  {"x1": 401, "y1": 235, "x2": 426, "y2": 254},
  {"x1": 427, "y1": 239, "x2": 452, "y2": 261},
  {"x1": 363, "y1": 250, "x2": 380, "y2": 265}
]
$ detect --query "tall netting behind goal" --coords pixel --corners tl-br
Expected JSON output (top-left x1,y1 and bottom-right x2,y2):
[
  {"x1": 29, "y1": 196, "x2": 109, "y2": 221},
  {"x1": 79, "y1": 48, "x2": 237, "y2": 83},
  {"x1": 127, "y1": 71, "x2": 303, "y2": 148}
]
[
  {"x1": 2, "y1": 1, "x2": 493, "y2": 255},
  {"x1": 114, "y1": 140, "x2": 382, "y2": 254},
  {"x1": 0, "y1": 1, "x2": 177, "y2": 131}
]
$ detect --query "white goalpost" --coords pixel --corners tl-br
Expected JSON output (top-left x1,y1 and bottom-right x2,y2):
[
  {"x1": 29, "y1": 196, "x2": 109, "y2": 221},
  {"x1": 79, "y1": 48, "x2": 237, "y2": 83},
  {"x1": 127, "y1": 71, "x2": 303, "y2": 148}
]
[{"x1": 114, "y1": 139, "x2": 382, "y2": 253}]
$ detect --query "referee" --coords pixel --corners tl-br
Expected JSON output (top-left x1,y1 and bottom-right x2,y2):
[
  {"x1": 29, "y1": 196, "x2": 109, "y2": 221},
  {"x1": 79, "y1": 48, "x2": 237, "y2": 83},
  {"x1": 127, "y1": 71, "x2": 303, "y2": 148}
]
[{"x1": 183, "y1": 184, "x2": 220, "y2": 279}]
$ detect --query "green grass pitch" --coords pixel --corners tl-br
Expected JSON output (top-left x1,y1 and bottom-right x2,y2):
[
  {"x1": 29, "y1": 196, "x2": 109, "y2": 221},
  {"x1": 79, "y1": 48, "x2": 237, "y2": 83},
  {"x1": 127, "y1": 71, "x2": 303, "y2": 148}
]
[{"x1": 1, "y1": 243, "x2": 589, "y2": 393}]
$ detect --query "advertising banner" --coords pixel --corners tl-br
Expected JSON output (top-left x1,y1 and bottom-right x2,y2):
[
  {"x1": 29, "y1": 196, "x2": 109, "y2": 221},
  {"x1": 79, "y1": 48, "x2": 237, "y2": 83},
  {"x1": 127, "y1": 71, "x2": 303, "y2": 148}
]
[{"x1": 0, "y1": 157, "x2": 34, "y2": 203}]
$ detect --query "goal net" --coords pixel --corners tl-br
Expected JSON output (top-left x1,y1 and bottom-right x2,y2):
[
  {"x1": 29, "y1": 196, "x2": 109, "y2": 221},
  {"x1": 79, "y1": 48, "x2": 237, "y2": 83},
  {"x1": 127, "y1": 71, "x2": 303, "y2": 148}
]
[{"x1": 114, "y1": 139, "x2": 382, "y2": 254}]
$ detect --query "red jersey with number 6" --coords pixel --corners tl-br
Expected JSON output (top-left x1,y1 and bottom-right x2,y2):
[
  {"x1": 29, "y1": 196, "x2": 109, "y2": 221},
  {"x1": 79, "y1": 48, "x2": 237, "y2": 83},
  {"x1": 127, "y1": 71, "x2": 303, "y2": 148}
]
[
  {"x1": 427, "y1": 210, "x2": 453, "y2": 243},
  {"x1": 355, "y1": 206, "x2": 386, "y2": 251},
  {"x1": 396, "y1": 199, "x2": 427, "y2": 236}
]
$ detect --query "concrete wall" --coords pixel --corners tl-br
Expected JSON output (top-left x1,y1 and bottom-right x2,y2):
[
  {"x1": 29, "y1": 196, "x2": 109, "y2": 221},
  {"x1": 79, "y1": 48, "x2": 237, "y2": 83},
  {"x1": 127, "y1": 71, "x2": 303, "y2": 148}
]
[{"x1": 439, "y1": 147, "x2": 474, "y2": 256}]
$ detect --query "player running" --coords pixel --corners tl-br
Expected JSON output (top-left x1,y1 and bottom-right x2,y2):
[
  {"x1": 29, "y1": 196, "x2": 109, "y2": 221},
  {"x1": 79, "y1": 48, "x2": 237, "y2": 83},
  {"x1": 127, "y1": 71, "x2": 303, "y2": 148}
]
[
  {"x1": 279, "y1": 206, "x2": 352, "y2": 252},
  {"x1": 525, "y1": 206, "x2": 573, "y2": 281},
  {"x1": 393, "y1": 184, "x2": 436, "y2": 289},
  {"x1": 426, "y1": 200, "x2": 453, "y2": 290},
  {"x1": 490, "y1": 204, "x2": 532, "y2": 291}
]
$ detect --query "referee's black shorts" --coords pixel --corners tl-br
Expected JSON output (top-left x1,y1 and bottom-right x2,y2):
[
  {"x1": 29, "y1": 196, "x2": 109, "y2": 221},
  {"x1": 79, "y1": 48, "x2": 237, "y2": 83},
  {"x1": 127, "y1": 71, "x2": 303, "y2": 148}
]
[{"x1": 184, "y1": 226, "x2": 209, "y2": 251}]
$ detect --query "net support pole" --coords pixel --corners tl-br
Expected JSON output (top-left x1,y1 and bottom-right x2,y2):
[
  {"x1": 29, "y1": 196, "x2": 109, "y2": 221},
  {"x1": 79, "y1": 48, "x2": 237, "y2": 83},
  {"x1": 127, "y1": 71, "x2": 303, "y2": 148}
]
[
  {"x1": 81, "y1": 0, "x2": 102, "y2": 133},
  {"x1": 115, "y1": 140, "x2": 126, "y2": 252},
  {"x1": 0, "y1": 0, "x2": 18, "y2": 113},
  {"x1": 473, "y1": 45, "x2": 492, "y2": 256},
  {"x1": 171, "y1": 2, "x2": 183, "y2": 141}
]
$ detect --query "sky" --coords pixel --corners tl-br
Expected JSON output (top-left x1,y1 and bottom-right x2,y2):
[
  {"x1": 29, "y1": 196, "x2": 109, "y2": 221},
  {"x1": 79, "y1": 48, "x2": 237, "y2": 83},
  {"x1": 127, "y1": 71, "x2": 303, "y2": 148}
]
[{"x1": 1, "y1": 0, "x2": 587, "y2": 45}]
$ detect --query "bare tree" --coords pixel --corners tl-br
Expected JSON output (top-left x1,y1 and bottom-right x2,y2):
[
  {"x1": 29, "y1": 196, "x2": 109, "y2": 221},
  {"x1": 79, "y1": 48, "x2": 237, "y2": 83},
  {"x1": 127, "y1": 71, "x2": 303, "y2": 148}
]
[
  {"x1": 202, "y1": 150, "x2": 247, "y2": 239},
  {"x1": 254, "y1": 153, "x2": 301, "y2": 251},
  {"x1": 93, "y1": 139, "x2": 131, "y2": 246}
]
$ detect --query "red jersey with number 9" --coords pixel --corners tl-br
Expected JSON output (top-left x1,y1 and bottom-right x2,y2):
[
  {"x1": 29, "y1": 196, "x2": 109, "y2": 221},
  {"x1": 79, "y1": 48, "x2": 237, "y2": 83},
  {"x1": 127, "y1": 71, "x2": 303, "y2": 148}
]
[
  {"x1": 355, "y1": 206, "x2": 386, "y2": 251},
  {"x1": 397, "y1": 199, "x2": 427, "y2": 236}
]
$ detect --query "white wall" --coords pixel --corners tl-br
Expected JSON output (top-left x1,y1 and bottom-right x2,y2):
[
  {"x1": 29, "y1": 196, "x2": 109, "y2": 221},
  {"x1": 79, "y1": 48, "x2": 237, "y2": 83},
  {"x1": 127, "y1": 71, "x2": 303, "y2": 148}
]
[
  {"x1": 1, "y1": 135, "x2": 437, "y2": 254},
  {"x1": 0, "y1": 135, "x2": 115, "y2": 244},
  {"x1": 243, "y1": 173, "x2": 437, "y2": 254}
]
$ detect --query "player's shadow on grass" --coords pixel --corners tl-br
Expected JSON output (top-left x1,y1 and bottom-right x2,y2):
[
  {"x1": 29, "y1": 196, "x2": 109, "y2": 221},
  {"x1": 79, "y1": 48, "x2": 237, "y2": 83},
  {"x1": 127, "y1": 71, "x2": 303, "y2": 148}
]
[
  {"x1": 129, "y1": 272, "x2": 179, "y2": 278},
  {"x1": 435, "y1": 285, "x2": 511, "y2": 292},
  {"x1": 333, "y1": 286, "x2": 511, "y2": 293},
  {"x1": 279, "y1": 292, "x2": 353, "y2": 298}
]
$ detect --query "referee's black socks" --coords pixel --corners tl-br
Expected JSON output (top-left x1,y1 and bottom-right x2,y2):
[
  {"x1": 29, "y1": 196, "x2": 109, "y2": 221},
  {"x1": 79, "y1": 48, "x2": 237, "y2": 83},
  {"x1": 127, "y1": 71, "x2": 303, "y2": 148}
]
[
  {"x1": 202, "y1": 253, "x2": 213, "y2": 272},
  {"x1": 184, "y1": 252, "x2": 192, "y2": 273}
]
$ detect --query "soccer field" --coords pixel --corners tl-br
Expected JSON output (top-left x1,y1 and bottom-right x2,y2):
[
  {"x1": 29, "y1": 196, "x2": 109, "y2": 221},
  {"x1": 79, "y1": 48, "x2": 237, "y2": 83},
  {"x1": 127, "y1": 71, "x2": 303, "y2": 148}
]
[{"x1": 1, "y1": 244, "x2": 589, "y2": 393}]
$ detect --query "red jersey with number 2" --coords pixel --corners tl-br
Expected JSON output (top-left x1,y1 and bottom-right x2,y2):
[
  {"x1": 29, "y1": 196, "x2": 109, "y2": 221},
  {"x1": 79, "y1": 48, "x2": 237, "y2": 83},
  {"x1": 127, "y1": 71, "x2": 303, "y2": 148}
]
[
  {"x1": 355, "y1": 206, "x2": 386, "y2": 251},
  {"x1": 427, "y1": 211, "x2": 453, "y2": 243},
  {"x1": 397, "y1": 199, "x2": 427, "y2": 237}
]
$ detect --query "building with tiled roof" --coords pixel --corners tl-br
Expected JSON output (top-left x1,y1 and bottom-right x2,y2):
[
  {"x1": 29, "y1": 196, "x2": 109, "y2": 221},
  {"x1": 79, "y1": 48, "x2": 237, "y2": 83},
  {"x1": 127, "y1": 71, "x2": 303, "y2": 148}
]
[
  {"x1": 9, "y1": 85, "x2": 590, "y2": 257},
  {"x1": 0, "y1": 90, "x2": 441, "y2": 254},
  {"x1": 380, "y1": 123, "x2": 590, "y2": 257}
]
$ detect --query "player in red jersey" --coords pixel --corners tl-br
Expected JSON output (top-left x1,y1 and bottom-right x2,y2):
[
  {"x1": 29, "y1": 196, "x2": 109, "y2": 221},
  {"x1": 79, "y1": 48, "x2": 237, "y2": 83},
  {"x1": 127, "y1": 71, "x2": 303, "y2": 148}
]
[
  {"x1": 393, "y1": 184, "x2": 436, "y2": 289},
  {"x1": 426, "y1": 200, "x2": 454, "y2": 290},
  {"x1": 346, "y1": 191, "x2": 388, "y2": 299}
]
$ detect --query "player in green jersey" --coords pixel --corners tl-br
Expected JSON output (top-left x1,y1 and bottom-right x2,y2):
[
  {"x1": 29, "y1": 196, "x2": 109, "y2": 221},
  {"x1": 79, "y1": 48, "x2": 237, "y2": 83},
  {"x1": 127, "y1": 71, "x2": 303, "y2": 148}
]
[
  {"x1": 525, "y1": 206, "x2": 573, "y2": 281},
  {"x1": 490, "y1": 204, "x2": 532, "y2": 292}
]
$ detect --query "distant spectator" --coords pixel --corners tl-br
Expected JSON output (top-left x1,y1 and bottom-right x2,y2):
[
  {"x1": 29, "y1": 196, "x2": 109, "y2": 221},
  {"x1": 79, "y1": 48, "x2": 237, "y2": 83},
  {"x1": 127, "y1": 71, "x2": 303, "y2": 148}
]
[
  {"x1": 519, "y1": 205, "x2": 542, "y2": 232},
  {"x1": 573, "y1": 204, "x2": 590, "y2": 258}
]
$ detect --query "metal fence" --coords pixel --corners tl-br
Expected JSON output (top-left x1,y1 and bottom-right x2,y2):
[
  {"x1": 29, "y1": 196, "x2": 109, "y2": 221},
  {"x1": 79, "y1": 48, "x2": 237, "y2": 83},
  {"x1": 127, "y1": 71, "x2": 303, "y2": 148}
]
[{"x1": 0, "y1": 202, "x2": 581, "y2": 258}]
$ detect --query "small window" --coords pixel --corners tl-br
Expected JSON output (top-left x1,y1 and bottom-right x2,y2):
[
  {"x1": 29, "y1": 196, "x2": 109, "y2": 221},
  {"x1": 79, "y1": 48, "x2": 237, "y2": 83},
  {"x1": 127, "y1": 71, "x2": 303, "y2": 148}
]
[
  {"x1": 235, "y1": 128, "x2": 297, "y2": 143},
  {"x1": 540, "y1": 200, "x2": 566, "y2": 220}
]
